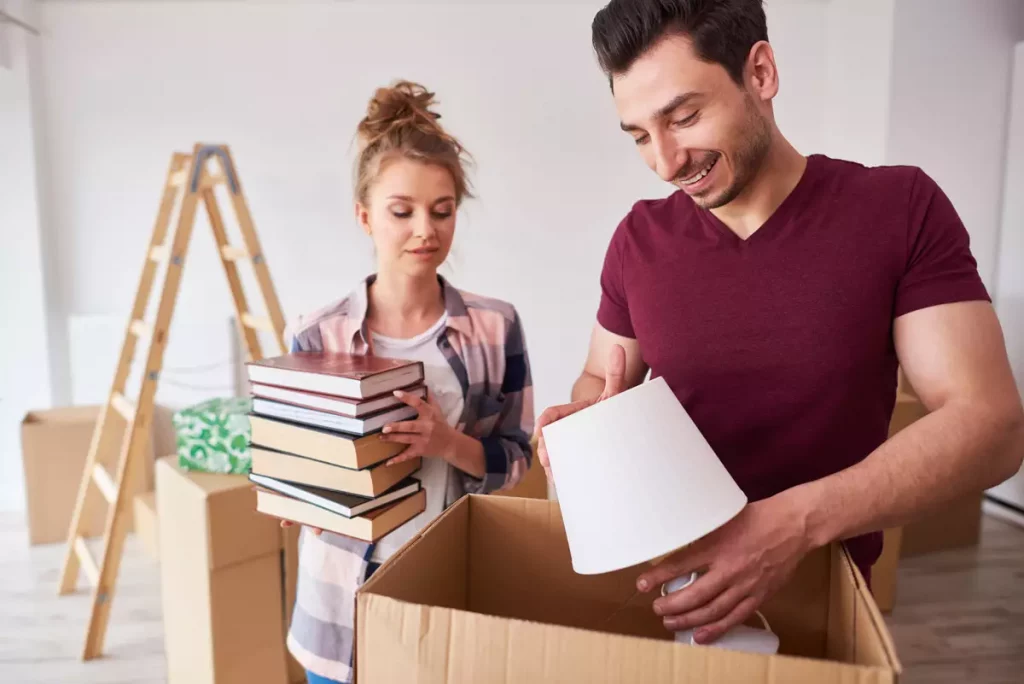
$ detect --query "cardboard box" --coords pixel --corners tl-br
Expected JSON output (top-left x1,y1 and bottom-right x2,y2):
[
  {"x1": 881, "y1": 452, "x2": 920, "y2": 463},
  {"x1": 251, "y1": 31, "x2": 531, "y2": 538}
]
[
  {"x1": 872, "y1": 528, "x2": 902, "y2": 613},
  {"x1": 156, "y1": 456, "x2": 289, "y2": 684},
  {"x1": 20, "y1": 405, "x2": 154, "y2": 545},
  {"x1": 134, "y1": 491, "x2": 160, "y2": 561},
  {"x1": 357, "y1": 496, "x2": 901, "y2": 683}
]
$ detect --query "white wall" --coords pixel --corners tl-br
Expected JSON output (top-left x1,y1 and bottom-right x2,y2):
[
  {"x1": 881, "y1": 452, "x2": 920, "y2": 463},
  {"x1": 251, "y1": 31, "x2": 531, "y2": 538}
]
[
  {"x1": 823, "y1": 0, "x2": 895, "y2": 166},
  {"x1": 886, "y1": 0, "x2": 1024, "y2": 288},
  {"x1": 989, "y1": 42, "x2": 1024, "y2": 511},
  {"x1": 12, "y1": 0, "x2": 1014, "y2": 513},
  {"x1": 0, "y1": 0, "x2": 51, "y2": 512},
  {"x1": 29, "y1": 1, "x2": 831, "y2": 419}
]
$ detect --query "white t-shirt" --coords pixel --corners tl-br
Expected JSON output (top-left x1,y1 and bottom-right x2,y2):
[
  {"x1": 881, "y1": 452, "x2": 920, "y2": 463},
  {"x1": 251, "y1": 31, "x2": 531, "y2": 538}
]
[{"x1": 368, "y1": 312, "x2": 465, "y2": 563}]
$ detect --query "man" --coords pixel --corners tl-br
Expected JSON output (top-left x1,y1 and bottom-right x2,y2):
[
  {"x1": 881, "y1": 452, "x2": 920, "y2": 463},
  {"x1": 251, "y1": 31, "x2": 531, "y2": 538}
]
[{"x1": 536, "y1": 0, "x2": 1024, "y2": 648}]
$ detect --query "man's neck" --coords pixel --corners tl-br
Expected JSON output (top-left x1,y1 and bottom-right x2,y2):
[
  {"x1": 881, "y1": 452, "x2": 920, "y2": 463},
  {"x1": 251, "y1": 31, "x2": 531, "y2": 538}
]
[{"x1": 710, "y1": 135, "x2": 807, "y2": 240}]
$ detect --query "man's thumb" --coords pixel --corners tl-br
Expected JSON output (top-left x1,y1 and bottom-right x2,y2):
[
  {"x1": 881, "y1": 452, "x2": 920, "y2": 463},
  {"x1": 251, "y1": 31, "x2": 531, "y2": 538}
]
[{"x1": 604, "y1": 344, "x2": 626, "y2": 396}]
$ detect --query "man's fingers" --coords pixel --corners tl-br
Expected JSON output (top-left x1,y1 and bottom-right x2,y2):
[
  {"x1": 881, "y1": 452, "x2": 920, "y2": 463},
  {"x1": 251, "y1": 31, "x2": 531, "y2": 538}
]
[
  {"x1": 638, "y1": 547, "x2": 712, "y2": 592},
  {"x1": 602, "y1": 344, "x2": 627, "y2": 397},
  {"x1": 693, "y1": 595, "x2": 761, "y2": 645},
  {"x1": 652, "y1": 568, "x2": 731, "y2": 619},
  {"x1": 661, "y1": 580, "x2": 748, "y2": 632}
]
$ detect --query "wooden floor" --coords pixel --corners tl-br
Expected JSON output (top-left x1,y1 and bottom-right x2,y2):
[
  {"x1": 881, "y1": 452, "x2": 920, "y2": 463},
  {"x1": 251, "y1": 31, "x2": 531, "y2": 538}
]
[{"x1": 0, "y1": 512, "x2": 1021, "y2": 683}]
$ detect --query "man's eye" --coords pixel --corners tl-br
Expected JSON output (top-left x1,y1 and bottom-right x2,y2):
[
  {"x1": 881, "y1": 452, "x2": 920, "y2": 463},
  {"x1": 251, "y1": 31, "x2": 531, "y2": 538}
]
[
  {"x1": 634, "y1": 134, "x2": 650, "y2": 146},
  {"x1": 673, "y1": 112, "x2": 699, "y2": 127}
]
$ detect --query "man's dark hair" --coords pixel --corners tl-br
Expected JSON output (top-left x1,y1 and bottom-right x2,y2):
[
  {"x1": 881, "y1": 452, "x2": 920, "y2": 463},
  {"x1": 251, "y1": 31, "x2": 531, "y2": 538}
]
[{"x1": 592, "y1": 0, "x2": 768, "y2": 85}]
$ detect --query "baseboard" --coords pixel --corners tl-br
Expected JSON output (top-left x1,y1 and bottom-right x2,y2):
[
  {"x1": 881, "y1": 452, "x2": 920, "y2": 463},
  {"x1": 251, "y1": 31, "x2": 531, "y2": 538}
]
[{"x1": 983, "y1": 494, "x2": 1024, "y2": 528}]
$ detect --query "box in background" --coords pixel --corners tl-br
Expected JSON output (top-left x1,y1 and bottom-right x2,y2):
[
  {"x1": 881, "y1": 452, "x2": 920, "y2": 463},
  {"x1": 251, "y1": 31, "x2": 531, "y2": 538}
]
[
  {"x1": 20, "y1": 405, "x2": 155, "y2": 545},
  {"x1": 133, "y1": 491, "x2": 159, "y2": 561},
  {"x1": 156, "y1": 456, "x2": 288, "y2": 684},
  {"x1": 357, "y1": 496, "x2": 901, "y2": 683}
]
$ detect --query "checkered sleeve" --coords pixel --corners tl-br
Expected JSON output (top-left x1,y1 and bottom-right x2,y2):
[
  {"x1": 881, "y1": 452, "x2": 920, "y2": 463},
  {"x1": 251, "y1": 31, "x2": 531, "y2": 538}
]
[{"x1": 464, "y1": 309, "x2": 534, "y2": 494}]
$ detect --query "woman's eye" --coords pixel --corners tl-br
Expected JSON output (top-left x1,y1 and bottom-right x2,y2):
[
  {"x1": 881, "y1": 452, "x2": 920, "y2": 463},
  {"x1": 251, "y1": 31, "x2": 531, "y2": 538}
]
[
  {"x1": 392, "y1": 210, "x2": 412, "y2": 219},
  {"x1": 432, "y1": 211, "x2": 452, "y2": 219}
]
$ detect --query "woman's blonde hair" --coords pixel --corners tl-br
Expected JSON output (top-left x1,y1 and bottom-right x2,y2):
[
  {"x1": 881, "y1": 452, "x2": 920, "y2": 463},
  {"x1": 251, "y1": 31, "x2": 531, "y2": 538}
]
[{"x1": 354, "y1": 80, "x2": 472, "y2": 206}]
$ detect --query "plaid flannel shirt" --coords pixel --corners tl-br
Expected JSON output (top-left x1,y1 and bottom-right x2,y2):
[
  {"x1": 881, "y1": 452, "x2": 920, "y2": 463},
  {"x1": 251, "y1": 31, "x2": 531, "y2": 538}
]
[{"x1": 283, "y1": 274, "x2": 534, "y2": 683}]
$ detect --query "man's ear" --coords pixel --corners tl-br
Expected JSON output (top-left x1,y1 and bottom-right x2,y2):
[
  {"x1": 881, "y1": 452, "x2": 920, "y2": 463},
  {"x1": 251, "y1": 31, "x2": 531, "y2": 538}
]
[{"x1": 746, "y1": 41, "x2": 779, "y2": 102}]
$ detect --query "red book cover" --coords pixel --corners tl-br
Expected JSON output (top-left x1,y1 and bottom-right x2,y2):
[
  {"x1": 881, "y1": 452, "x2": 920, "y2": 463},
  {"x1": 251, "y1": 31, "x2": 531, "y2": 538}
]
[{"x1": 248, "y1": 352, "x2": 418, "y2": 380}]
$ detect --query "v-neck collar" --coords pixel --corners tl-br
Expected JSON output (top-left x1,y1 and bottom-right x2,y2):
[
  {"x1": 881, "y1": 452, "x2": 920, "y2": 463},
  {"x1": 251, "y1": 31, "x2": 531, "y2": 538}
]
[{"x1": 696, "y1": 154, "x2": 820, "y2": 249}]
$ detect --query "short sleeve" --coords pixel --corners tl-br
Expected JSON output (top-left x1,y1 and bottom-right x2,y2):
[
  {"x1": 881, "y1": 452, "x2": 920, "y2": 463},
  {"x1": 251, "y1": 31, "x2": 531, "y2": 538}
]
[
  {"x1": 894, "y1": 169, "x2": 991, "y2": 318},
  {"x1": 596, "y1": 220, "x2": 636, "y2": 338}
]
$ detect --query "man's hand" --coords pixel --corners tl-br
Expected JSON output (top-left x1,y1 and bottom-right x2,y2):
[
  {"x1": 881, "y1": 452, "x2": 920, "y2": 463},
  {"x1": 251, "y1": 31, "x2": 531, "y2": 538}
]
[
  {"x1": 534, "y1": 344, "x2": 627, "y2": 480},
  {"x1": 638, "y1": 489, "x2": 813, "y2": 645}
]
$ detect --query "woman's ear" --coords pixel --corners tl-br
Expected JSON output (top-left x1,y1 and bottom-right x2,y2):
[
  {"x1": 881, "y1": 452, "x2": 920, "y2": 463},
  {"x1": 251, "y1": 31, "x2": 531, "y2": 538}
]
[{"x1": 355, "y1": 201, "x2": 372, "y2": 236}]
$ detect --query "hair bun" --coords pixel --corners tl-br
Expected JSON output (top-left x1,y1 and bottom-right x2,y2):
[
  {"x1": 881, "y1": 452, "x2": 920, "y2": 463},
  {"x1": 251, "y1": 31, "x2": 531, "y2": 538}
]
[{"x1": 358, "y1": 80, "x2": 446, "y2": 148}]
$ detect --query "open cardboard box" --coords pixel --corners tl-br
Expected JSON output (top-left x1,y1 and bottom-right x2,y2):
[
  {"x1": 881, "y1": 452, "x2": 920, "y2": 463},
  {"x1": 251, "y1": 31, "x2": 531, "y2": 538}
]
[{"x1": 357, "y1": 496, "x2": 901, "y2": 683}]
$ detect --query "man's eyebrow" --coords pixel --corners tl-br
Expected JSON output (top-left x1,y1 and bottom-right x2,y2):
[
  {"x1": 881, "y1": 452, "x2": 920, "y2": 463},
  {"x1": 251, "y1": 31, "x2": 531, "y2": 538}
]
[{"x1": 620, "y1": 92, "x2": 702, "y2": 132}]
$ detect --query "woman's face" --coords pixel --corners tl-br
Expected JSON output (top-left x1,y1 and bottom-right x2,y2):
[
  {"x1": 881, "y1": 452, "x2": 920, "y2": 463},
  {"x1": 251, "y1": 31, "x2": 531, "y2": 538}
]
[{"x1": 357, "y1": 157, "x2": 457, "y2": 278}]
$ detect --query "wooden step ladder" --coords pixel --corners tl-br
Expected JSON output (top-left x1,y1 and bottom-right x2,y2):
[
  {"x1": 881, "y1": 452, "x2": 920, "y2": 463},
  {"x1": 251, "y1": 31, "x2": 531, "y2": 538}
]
[{"x1": 57, "y1": 143, "x2": 288, "y2": 660}]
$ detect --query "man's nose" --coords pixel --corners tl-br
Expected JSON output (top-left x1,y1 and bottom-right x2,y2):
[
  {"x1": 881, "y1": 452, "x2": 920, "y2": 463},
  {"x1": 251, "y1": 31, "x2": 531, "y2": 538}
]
[{"x1": 651, "y1": 134, "x2": 686, "y2": 183}]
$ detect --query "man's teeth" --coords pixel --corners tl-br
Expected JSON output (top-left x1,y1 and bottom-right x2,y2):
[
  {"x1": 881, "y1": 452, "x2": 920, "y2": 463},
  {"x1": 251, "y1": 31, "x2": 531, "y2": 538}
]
[{"x1": 681, "y1": 159, "x2": 716, "y2": 185}]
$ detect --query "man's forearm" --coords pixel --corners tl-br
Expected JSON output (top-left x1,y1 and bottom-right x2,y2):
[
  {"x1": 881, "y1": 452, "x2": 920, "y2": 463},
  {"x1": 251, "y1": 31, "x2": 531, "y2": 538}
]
[
  {"x1": 571, "y1": 370, "x2": 606, "y2": 403},
  {"x1": 797, "y1": 401, "x2": 1024, "y2": 549}
]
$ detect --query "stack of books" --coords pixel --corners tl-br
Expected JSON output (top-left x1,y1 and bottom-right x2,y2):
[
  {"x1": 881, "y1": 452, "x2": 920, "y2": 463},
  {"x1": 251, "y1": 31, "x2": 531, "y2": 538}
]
[{"x1": 245, "y1": 352, "x2": 428, "y2": 541}]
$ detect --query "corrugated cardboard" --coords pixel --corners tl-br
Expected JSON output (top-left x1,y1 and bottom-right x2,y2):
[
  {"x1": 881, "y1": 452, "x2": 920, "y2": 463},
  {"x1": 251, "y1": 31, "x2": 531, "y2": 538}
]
[
  {"x1": 156, "y1": 456, "x2": 288, "y2": 684},
  {"x1": 20, "y1": 406, "x2": 154, "y2": 544},
  {"x1": 872, "y1": 528, "x2": 902, "y2": 613},
  {"x1": 134, "y1": 490, "x2": 160, "y2": 561},
  {"x1": 357, "y1": 496, "x2": 901, "y2": 683}
]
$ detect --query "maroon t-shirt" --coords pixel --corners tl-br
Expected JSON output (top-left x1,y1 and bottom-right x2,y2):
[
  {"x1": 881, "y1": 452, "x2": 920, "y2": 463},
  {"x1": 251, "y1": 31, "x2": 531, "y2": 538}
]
[{"x1": 597, "y1": 154, "x2": 990, "y2": 576}]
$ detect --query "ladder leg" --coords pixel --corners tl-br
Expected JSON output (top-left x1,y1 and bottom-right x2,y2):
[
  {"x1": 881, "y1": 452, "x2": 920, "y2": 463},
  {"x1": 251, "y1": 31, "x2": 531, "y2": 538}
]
[
  {"x1": 58, "y1": 405, "x2": 120, "y2": 594},
  {"x1": 220, "y1": 146, "x2": 288, "y2": 355},
  {"x1": 57, "y1": 153, "x2": 186, "y2": 597},
  {"x1": 76, "y1": 153, "x2": 202, "y2": 661},
  {"x1": 201, "y1": 187, "x2": 264, "y2": 361},
  {"x1": 82, "y1": 423, "x2": 149, "y2": 659}
]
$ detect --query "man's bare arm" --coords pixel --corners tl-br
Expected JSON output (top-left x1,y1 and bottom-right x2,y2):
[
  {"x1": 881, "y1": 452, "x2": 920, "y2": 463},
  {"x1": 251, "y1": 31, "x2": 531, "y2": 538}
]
[
  {"x1": 571, "y1": 323, "x2": 649, "y2": 402},
  {"x1": 803, "y1": 300, "x2": 1024, "y2": 544}
]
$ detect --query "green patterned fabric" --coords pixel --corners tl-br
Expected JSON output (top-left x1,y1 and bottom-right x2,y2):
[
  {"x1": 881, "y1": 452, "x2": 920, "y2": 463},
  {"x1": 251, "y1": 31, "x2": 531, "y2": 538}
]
[{"x1": 173, "y1": 397, "x2": 253, "y2": 474}]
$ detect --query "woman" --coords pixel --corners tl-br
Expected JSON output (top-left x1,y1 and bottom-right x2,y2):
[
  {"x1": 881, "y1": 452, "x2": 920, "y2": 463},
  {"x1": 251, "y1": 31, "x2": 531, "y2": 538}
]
[{"x1": 281, "y1": 81, "x2": 534, "y2": 684}]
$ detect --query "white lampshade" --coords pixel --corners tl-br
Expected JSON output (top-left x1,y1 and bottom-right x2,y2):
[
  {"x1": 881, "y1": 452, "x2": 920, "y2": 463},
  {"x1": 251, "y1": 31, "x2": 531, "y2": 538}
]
[{"x1": 541, "y1": 376, "x2": 748, "y2": 575}]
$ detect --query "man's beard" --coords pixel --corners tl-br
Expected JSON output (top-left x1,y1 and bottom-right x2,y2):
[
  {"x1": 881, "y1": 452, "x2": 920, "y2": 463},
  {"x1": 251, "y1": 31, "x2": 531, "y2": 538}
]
[{"x1": 693, "y1": 97, "x2": 772, "y2": 210}]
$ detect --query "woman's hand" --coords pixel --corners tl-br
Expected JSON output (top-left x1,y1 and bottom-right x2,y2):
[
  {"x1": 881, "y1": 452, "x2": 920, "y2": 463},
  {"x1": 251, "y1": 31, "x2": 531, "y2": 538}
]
[
  {"x1": 381, "y1": 390, "x2": 459, "y2": 464},
  {"x1": 279, "y1": 519, "x2": 324, "y2": 536}
]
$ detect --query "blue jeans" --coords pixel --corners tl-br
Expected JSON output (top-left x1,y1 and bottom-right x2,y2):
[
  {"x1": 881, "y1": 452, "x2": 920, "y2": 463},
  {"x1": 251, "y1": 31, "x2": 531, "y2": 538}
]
[
  {"x1": 305, "y1": 672, "x2": 342, "y2": 684},
  {"x1": 304, "y1": 561, "x2": 381, "y2": 684}
]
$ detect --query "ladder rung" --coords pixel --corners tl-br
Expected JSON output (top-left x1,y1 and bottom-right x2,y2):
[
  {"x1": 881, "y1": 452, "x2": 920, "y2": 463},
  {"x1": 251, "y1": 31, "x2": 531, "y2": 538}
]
[
  {"x1": 110, "y1": 392, "x2": 135, "y2": 422},
  {"x1": 74, "y1": 537, "x2": 100, "y2": 587},
  {"x1": 220, "y1": 245, "x2": 251, "y2": 262},
  {"x1": 149, "y1": 245, "x2": 169, "y2": 262},
  {"x1": 202, "y1": 172, "x2": 226, "y2": 188},
  {"x1": 241, "y1": 313, "x2": 274, "y2": 332},
  {"x1": 91, "y1": 464, "x2": 117, "y2": 504},
  {"x1": 129, "y1": 319, "x2": 151, "y2": 339},
  {"x1": 168, "y1": 170, "x2": 188, "y2": 188}
]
